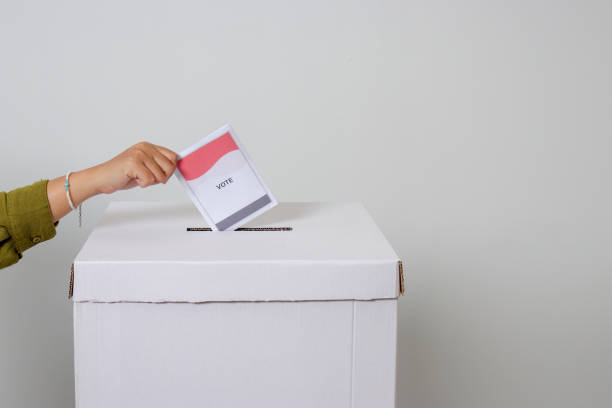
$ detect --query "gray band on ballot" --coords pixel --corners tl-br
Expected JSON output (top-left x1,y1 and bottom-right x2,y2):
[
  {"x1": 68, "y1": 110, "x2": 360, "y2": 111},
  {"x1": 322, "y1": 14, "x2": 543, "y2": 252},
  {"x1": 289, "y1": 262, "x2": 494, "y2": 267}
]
[{"x1": 216, "y1": 194, "x2": 272, "y2": 231}]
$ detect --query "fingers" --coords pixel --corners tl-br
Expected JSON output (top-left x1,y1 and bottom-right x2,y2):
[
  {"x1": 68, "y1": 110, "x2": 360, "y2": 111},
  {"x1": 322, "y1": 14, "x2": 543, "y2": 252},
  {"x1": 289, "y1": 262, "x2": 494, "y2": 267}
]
[
  {"x1": 143, "y1": 157, "x2": 167, "y2": 184},
  {"x1": 128, "y1": 163, "x2": 157, "y2": 188},
  {"x1": 141, "y1": 143, "x2": 178, "y2": 180},
  {"x1": 124, "y1": 142, "x2": 179, "y2": 188},
  {"x1": 151, "y1": 150, "x2": 177, "y2": 182},
  {"x1": 152, "y1": 144, "x2": 179, "y2": 164}
]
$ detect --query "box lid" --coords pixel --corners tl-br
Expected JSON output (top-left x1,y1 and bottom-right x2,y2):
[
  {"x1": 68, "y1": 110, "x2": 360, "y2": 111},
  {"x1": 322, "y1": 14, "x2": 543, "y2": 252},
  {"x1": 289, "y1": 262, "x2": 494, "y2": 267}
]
[{"x1": 72, "y1": 202, "x2": 403, "y2": 302}]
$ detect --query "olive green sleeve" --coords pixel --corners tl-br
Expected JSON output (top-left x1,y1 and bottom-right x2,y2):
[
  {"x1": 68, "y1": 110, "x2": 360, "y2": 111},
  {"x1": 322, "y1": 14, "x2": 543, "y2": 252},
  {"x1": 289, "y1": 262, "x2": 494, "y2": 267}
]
[{"x1": 0, "y1": 180, "x2": 58, "y2": 269}]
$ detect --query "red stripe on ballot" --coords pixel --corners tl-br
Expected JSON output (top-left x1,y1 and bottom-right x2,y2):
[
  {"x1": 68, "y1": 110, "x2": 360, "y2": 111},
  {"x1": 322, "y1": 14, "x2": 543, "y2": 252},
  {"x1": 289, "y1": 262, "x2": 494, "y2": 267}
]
[{"x1": 177, "y1": 133, "x2": 239, "y2": 181}]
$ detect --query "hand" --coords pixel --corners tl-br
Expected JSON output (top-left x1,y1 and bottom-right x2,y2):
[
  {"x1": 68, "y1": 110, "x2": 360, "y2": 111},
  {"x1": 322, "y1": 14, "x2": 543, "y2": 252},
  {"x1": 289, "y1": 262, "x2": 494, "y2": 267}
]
[
  {"x1": 93, "y1": 142, "x2": 179, "y2": 194},
  {"x1": 46, "y1": 142, "x2": 179, "y2": 222}
]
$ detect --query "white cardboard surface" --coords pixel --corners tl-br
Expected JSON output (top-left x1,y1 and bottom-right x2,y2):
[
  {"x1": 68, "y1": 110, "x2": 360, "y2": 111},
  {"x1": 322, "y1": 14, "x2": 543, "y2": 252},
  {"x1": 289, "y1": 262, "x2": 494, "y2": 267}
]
[
  {"x1": 74, "y1": 299, "x2": 398, "y2": 408},
  {"x1": 73, "y1": 201, "x2": 401, "y2": 302}
]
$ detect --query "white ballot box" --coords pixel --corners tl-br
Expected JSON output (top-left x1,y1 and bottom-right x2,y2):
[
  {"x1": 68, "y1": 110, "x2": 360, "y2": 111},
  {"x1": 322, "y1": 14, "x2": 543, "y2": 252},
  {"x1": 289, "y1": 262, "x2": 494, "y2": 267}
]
[{"x1": 71, "y1": 201, "x2": 404, "y2": 408}]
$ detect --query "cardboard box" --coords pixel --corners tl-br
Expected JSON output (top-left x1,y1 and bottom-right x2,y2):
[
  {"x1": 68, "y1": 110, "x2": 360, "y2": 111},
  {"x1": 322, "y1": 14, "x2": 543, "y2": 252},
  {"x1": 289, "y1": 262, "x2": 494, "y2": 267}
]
[{"x1": 71, "y1": 201, "x2": 403, "y2": 408}]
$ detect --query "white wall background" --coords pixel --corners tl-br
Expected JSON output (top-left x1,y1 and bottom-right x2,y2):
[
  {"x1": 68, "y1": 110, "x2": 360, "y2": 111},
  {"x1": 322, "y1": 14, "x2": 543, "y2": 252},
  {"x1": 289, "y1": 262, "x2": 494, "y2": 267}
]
[{"x1": 1, "y1": 1, "x2": 611, "y2": 407}]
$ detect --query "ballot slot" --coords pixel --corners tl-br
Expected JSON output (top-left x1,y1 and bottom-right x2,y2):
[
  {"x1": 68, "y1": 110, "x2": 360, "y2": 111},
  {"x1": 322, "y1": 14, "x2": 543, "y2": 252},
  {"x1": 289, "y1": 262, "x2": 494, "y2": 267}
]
[{"x1": 186, "y1": 226, "x2": 293, "y2": 231}]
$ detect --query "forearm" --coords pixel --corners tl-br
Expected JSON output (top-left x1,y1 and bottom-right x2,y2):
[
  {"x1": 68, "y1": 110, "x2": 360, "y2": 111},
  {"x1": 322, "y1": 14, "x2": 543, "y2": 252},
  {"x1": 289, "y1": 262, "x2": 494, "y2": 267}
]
[
  {"x1": 47, "y1": 142, "x2": 177, "y2": 223},
  {"x1": 0, "y1": 142, "x2": 176, "y2": 270},
  {"x1": 46, "y1": 166, "x2": 103, "y2": 222}
]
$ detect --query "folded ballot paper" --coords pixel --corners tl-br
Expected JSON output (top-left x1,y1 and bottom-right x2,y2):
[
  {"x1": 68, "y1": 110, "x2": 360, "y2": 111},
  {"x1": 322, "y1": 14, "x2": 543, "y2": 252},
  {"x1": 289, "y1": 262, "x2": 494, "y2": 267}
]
[{"x1": 174, "y1": 125, "x2": 277, "y2": 231}]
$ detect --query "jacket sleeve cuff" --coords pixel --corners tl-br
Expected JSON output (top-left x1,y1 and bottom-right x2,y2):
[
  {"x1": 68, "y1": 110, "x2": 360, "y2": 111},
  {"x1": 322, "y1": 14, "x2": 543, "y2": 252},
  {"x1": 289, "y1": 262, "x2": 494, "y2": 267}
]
[{"x1": 6, "y1": 179, "x2": 57, "y2": 255}]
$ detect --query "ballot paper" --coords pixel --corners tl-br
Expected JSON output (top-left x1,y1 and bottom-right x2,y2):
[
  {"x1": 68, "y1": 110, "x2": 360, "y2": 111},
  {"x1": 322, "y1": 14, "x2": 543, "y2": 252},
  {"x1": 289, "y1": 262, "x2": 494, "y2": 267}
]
[{"x1": 174, "y1": 124, "x2": 277, "y2": 231}]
